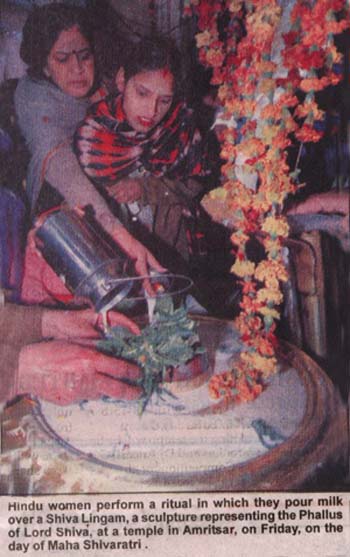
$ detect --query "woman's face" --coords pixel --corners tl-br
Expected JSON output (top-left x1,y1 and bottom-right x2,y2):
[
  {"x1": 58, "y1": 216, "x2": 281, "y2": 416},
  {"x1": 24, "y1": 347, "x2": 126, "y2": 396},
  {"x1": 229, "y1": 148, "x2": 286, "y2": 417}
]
[
  {"x1": 117, "y1": 68, "x2": 174, "y2": 133},
  {"x1": 44, "y1": 25, "x2": 94, "y2": 98}
]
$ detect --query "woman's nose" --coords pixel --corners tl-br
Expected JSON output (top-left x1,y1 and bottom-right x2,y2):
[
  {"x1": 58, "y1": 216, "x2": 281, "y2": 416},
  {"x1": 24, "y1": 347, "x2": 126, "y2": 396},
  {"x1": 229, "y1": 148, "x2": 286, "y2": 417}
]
[
  {"x1": 71, "y1": 53, "x2": 84, "y2": 72},
  {"x1": 145, "y1": 98, "x2": 158, "y2": 118}
]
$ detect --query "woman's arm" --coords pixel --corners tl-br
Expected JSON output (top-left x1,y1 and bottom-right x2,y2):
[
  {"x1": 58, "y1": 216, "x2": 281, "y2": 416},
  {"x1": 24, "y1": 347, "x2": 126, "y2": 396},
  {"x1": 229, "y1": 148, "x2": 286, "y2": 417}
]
[{"x1": 45, "y1": 142, "x2": 122, "y2": 234}]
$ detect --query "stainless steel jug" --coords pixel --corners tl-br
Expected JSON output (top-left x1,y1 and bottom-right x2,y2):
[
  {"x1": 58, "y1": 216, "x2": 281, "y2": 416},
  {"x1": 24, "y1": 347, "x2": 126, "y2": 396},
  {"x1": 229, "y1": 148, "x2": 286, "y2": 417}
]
[{"x1": 35, "y1": 208, "x2": 133, "y2": 312}]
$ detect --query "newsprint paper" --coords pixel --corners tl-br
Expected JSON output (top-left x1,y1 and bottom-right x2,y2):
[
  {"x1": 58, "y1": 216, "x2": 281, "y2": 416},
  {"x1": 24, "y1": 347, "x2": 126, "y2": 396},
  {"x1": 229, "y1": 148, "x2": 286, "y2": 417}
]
[
  {"x1": 0, "y1": 1, "x2": 349, "y2": 556},
  {"x1": 0, "y1": 492, "x2": 349, "y2": 557}
]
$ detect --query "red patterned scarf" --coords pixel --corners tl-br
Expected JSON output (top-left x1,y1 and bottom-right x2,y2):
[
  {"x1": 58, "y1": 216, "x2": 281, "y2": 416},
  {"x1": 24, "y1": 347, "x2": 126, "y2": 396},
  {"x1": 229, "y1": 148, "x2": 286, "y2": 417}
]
[{"x1": 74, "y1": 94, "x2": 208, "y2": 188}]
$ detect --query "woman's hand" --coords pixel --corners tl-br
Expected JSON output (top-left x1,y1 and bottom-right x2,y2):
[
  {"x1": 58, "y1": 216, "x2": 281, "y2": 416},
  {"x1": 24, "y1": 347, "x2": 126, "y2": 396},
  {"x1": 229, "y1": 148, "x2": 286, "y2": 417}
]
[
  {"x1": 112, "y1": 226, "x2": 166, "y2": 294},
  {"x1": 17, "y1": 341, "x2": 141, "y2": 405},
  {"x1": 109, "y1": 178, "x2": 143, "y2": 204},
  {"x1": 41, "y1": 308, "x2": 140, "y2": 339}
]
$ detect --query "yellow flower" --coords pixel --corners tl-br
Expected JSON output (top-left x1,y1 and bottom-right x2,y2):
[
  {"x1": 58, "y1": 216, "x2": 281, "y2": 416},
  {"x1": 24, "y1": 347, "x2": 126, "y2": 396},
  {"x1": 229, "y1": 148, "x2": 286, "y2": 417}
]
[
  {"x1": 231, "y1": 259, "x2": 256, "y2": 278},
  {"x1": 263, "y1": 236, "x2": 282, "y2": 256},
  {"x1": 257, "y1": 288, "x2": 284, "y2": 305},
  {"x1": 230, "y1": 230, "x2": 250, "y2": 248},
  {"x1": 241, "y1": 351, "x2": 277, "y2": 376},
  {"x1": 261, "y1": 216, "x2": 289, "y2": 237},
  {"x1": 255, "y1": 260, "x2": 289, "y2": 287},
  {"x1": 224, "y1": 181, "x2": 254, "y2": 210},
  {"x1": 261, "y1": 188, "x2": 286, "y2": 207},
  {"x1": 209, "y1": 187, "x2": 228, "y2": 200},
  {"x1": 259, "y1": 306, "x2": 281, "y2": 319}
]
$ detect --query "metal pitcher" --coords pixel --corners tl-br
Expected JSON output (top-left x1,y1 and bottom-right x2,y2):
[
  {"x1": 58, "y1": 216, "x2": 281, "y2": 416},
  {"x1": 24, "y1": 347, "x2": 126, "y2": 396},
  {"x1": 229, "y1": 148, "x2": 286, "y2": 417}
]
[{"x1": 35, "y1": 208, "x2": 133, "y2": 312}]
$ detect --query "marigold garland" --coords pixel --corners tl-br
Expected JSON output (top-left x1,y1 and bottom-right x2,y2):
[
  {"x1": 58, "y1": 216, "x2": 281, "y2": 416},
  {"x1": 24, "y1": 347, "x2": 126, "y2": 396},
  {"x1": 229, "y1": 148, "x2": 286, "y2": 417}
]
[{"x1": 184, "y1": 0, "x2": 350, "y2": 404}]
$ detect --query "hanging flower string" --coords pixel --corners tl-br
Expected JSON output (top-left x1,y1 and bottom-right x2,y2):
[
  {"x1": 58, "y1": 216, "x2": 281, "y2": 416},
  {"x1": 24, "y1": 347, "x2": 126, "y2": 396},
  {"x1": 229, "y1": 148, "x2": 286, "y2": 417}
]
[{"x1": 184, "y1": 0, "x2": 349, "y2": 403}]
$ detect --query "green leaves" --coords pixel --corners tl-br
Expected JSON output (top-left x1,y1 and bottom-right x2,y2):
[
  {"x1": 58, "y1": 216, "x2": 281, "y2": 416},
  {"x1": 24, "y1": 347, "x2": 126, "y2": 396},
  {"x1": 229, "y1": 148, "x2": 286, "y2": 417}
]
[{"x1": 98, "y1": 297, "x2": 205, "y2": 414}]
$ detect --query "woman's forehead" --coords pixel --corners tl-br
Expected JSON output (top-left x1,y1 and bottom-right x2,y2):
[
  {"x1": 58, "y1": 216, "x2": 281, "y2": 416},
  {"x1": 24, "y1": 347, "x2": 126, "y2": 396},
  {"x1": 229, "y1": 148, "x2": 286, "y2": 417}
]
[
  {"x1": 51, "y1": 24, "x2": 90, "y2": 53},
  {"x1": 131, "y1": 69, "x2": 174, "y2": 95}
]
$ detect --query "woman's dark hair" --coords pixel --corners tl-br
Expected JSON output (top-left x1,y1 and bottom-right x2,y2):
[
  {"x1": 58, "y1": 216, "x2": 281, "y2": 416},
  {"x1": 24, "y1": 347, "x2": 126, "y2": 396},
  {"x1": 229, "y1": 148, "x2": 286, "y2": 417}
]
[
  {"x1": 20, "y1": 3, "x2": 94, "y2": 80},
  {"x1": 123, "y1": 36, "x2": 183, "y2": 97}
]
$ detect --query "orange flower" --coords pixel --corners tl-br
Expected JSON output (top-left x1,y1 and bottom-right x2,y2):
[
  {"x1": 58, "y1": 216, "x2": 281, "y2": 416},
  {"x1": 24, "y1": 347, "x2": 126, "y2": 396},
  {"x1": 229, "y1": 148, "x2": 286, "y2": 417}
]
[
  {"x1": 239, "y1": 294, "x2": 262, "y2": 315},
  {"x1": 196, "y1": 30, "x2": 215, "y2": 48},
  {"x1": 327, "y1": 44, "x2": 343, "y2": 65},
  {"x1": 260, "y1": 104, "x2": 284, "y2": 121},
  {"x1": 235, "y1": 314, "x2": 262, "y2": 336},
  {"x1": 325, "y1": 20, "x2": 349, "y2": 36},
  {"x1": 224, "y1": 181, "x2": 253, "y2": 209},
  {"x1": 295, "y1": 124, "x2": 324, "y2": 143},
  {"x1": 275, "y1": 130, "x2": 294, "y2": 148},
  {"x1": 230, "y1": 230, "x2": 250, "y2": 248},
  {"x1": 294, "y1": 100, "x2": 325, "y2": 120},
  {"x1": 276, "y1": 93, "x2": 299, "y2": 108},
  {"x1": 255, "y1": 59, "x2": 276, "y2": 74},
  {"x1": 234, "y1": 376, "x2": 262, "y2": 403},
  {"x1": 257, "y1": 337, "x2": 275, "y2": 357},
  {"x1": 208, "y1": 369, "x2": 264, "y2": 403},
  {"x1": 299, "y1": 76, "x2": 330, "y2": 92},
  {"x1": 220, "y1": 143, "x2": 237, "y2": 161},
  {"x1": 328, "y1": 72, "x2": 343, "y2": 86},
  {"x1": 208, "y1": 371, "x2": 235, "y2": 400},
  {"x1": 300, "y1": 24, "x2": 325, "y2": 47},
  {"x1": 241, "y1": 280, "x2": 257, "y2": 295},
  {"x1": 239, "y1": 137, "x2": 266, "y2": 158},
  {"x1": 247, "y1": 21, "x2": 275, "y2": 48},
  {"x1": 255, "y1": 259, "x2": 288, "y2": 288},
  {"x1": 206, "y1": 47, "x2": 225, "y2": 67}
]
